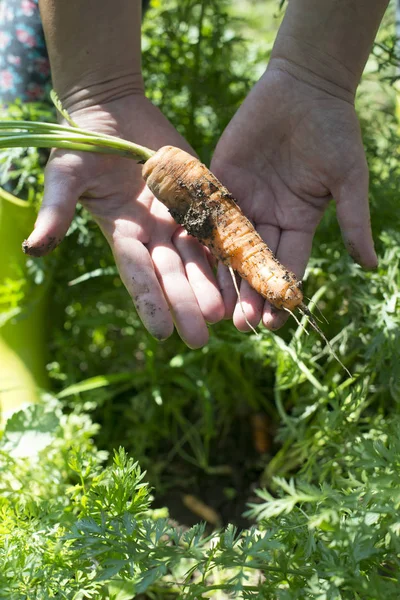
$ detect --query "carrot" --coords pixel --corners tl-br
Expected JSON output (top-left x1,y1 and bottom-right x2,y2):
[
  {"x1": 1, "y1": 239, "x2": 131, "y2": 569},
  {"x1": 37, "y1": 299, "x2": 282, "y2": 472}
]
[{"x1": 143, "y1": 146, "x2": 303, "y2": 313}]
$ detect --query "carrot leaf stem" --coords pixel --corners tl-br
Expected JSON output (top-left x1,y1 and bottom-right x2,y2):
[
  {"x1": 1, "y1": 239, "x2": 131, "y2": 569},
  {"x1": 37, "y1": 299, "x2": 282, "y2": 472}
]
[{"x1": 0, "y1": 120, "x2": 155, "y2": 163}]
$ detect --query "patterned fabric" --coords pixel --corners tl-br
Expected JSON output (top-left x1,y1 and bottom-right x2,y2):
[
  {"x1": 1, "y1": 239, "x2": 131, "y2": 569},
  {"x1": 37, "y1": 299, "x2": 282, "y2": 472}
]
[
  {"x1": 0, "y1": 0, "x2": 150, "y2": 105},
  {"x1": 0, "y1": 0, "x2": 51, "y2": 104}
]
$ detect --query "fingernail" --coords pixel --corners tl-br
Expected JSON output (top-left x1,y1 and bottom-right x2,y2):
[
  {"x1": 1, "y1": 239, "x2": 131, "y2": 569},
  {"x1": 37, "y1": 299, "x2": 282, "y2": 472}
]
[
  {"x1": 22, "y1": 234, "x2": 59, "y2": 257},
  {"x1": 363, "y1": 258, "x2": 379, "y2": 271}
]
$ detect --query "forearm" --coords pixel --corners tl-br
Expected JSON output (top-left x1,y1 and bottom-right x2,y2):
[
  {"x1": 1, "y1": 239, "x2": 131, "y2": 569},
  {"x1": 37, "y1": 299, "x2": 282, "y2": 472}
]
[
  {"x1": 38, "y1": 0, "x2": 143, "y2": 110},
  {"x1": 270, "y1": 0, "x2": 390, "y2": 99}
]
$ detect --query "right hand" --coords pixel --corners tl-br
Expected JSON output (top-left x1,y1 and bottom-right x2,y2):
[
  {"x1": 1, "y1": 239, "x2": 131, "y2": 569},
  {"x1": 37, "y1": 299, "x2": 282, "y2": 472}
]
[
  {"x1": 211, "y1": 65, "x2": 377, "y2": 333},
  {"x1": 24, "y1": 94, "x2": 224, "y2": 348}
]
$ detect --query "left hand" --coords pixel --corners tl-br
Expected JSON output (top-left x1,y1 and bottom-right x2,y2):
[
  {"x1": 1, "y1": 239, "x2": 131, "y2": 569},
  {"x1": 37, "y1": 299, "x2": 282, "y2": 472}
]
[{"x1": 211, "y1": 65, "x2": 377, "y2": 332}]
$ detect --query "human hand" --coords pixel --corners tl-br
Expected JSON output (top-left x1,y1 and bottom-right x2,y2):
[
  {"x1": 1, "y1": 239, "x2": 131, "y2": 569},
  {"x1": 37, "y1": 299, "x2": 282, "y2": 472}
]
[
  {"x1": 211, "y1": 66, "x2": 377, "y2": 332},
  {"x1": 24, "y1": 94, "x2": 224, "y2": 347}
]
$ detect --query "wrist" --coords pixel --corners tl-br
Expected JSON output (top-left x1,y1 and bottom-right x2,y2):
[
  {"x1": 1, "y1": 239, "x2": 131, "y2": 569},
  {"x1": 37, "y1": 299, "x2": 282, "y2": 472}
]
[
  {"x1": 267, "y1": 48, "x2": 356, "y2": 104},
  {"x1": 39, "y1": 0, "x2": 143, "y2": 112},
  {"x1": 55, "y1": 70, "x2": 145, "y2": 113},
  {"x1": 270, "y1": 0, "x2": 390, "y2": 103}
]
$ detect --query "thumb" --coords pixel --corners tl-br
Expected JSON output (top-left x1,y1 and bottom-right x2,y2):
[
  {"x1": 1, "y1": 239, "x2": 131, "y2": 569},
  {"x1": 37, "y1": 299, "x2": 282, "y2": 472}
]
[
  {"x1": 333, "y1": 162, "x2": 378, "y2": 270},
  {"x1": 22, "y1": 153, "x2": 82, "y2": 257}
]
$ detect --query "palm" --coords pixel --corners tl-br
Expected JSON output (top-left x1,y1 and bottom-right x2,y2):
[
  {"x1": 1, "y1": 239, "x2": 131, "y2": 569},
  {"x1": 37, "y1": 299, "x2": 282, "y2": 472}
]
[
  {"x1": 29, "y1": 95, "x2": 224, "y2": 347},
  {"x1": 211, "y1": 69, "x2": 376, "y2": 331}
]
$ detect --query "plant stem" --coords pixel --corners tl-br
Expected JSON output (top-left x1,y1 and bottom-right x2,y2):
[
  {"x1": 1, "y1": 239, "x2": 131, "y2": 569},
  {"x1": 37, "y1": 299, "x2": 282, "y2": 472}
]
[{"x1": 0, "y1": 121, "x2": 155, "y2": 163}]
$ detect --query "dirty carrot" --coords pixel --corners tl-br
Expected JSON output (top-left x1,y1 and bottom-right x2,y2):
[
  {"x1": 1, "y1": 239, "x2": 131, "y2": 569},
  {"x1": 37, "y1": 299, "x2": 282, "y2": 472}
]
[{"x1": 142, "y1": 145, "x2": 303, "y2": 313}]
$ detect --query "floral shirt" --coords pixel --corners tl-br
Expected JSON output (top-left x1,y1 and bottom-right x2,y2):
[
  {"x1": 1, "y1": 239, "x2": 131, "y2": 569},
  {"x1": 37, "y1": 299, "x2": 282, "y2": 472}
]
[
  {"x1": 0, "y1": 0, "x2": 150, "y2": 105},
  {"x1": 0, "y1": 0, "x2": 50, "y2": 104}
]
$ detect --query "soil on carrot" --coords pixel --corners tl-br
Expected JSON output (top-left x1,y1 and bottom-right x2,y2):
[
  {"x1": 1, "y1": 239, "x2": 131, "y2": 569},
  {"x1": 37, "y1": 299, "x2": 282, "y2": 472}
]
[
  {"x1": 169, "y1": 175, "x2": 225, "y2": 241},
  {"x1": 170, "y1": 199, "x2": 215, "y2": 240}
]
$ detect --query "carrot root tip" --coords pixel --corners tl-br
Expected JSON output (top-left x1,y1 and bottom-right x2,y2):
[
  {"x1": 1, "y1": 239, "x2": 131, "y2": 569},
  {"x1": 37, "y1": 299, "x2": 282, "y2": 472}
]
[
  {"x1": 298, "y1": 303, "x2": 352, "y2": 379},
  {"x1": 305, "y1": 295, "x2": 329, "y2": 324},
  {"x1": 283, "y1": 307, "x2": 309, "y2": 335}
]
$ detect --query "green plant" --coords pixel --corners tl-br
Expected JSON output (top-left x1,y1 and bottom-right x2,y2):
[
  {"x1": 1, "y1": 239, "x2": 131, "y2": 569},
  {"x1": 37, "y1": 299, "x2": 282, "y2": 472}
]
[{"x1": 2, "y1": 390, "x2": 400, "y2": 599}]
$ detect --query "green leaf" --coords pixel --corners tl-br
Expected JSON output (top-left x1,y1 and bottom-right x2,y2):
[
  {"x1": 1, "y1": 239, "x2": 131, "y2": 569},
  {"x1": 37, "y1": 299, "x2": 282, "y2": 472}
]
[
  {"x1": 108, "y1": 579, "x2": 137, "y2": 600},
  {"x1": 58, "y1": 372, "x2": 146, "y2": 398}
]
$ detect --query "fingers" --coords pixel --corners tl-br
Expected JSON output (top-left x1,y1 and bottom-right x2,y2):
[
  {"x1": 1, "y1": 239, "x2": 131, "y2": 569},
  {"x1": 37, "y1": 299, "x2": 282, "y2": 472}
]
[
  {"x1": 233, "y1": 280, "x2": 265, "y2": 332},
  {"x1": 22, "y1": 152, "x2": 84, "y2": 257},
  {"x1": 112, "y1": 235, "x2": 175, "y2": 342},
  {"x1": 217, "y1": 262, "x2": 238, "y2": 319},
  {"x1": 149, "y1": 242, "x2": 210, "y2": 349},
  {"x1": 262, "y1": 229, "x2": 313, "y2": 330},
  {"x1": 172, "y1": 228, "x2": 225, "y2": 324},
  {"x1": 233, "y1": 224, "x2": 280, "y2": 332},
  {"x1": 333, "y1": 163, "x2": 378, "y2": 270},
  {"x1": 148, "y1": 198, "x2": 220, "y2": 347},
  {"x1": 104, "y1": 197, "x2": 211, "y2": 348}
]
